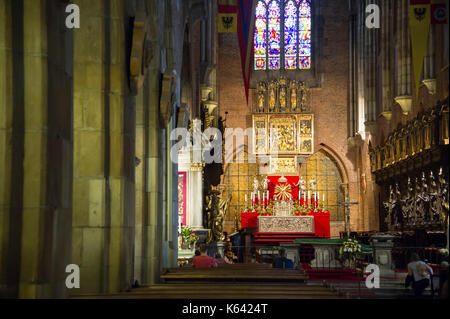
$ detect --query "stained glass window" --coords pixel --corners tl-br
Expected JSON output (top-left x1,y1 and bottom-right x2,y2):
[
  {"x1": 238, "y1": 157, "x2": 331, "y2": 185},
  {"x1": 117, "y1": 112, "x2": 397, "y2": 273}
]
[
  {"x1": 254, "y1": 1, "x2": 267, "y2": 70},
  {"x1": 298, "y1": 0, "x2": 311, "y2": 69},
  {"x1": 268, "y1": 1, "x2": 281, "y2": 70},
  {"x1": 253, "y1": 0, "x2": 312, "y2": 71},
  {"x1": 284, "y1": 1, "x2": 297, "y2": 69}
]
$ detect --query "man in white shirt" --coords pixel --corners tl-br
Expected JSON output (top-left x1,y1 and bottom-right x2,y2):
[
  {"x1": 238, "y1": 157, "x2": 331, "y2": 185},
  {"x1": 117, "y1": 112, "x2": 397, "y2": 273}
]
[{"x1": 407, "y1": 253, "x2": 433, "y2": 297}]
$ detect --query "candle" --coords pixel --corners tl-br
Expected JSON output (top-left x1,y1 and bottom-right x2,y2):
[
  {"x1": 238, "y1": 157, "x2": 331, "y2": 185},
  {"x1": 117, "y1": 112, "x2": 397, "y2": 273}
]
[
  {"x1": 317, "y1": 192, "x2": 319, "y2": 207},
  {"x1": 245, "y1": 194, "x2": 248, "y2": 203},
  {"x1": 323, "y1": 193, "x2": 325, "y2": 203},
  {"x1": 267, "y1": 191, "x2": 269, "y2": 203},
  {"x1": 308, "y1": 191, "x2": 310, "y2": 205}
]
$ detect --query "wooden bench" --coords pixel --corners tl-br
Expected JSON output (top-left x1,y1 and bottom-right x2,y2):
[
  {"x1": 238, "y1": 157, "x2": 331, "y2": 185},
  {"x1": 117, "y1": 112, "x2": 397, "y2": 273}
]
[
  {"x1": 161, "y1": 265, "x2": 308, "y2": 283},
  {"x1": 74, "y1": 283, "x2": 342, "y2": 299}
]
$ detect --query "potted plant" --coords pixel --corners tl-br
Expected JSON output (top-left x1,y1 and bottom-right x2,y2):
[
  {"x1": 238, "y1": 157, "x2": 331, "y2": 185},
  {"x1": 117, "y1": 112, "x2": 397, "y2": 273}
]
[{"x1": 180, "y1": 226, "x2": 199, "y2": 250}]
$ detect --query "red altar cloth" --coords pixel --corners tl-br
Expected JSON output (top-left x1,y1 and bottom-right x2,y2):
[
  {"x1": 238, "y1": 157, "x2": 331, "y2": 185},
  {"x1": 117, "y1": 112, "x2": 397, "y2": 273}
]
[
  {"x1": 240, "y1": 211, "x2": 330, "y2": 239},
  {"x1": 240, "y1": 212, "x2": 259, "y2": 229}
]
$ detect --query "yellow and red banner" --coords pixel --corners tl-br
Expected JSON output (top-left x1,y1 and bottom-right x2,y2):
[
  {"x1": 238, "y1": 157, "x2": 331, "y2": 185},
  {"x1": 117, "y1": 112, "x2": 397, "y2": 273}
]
[
  {"x1": 409, "y1": 0, "x2": 431, "y2": 95},
  {"x1": 218, "y1": 5, "x2": 237, "y2": 33}
]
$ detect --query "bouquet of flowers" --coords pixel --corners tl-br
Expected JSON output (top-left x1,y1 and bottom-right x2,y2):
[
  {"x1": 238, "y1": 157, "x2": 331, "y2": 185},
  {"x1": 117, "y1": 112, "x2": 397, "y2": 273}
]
[
  {"x1": 439, "y1": 248, "x2": 449, "y2": 259},
  {"x1": 180, "y1": 226, "x2": 199, "y2": 245},
  {"x1": 293, "y1": 202, "x2": 310, "y2": 216},
  {"x1": 339, "y1": 237, "x2": 362, "y2": 264},
  {"x1": 258, "y1": 201, "x2": 274, "y2": 216}
]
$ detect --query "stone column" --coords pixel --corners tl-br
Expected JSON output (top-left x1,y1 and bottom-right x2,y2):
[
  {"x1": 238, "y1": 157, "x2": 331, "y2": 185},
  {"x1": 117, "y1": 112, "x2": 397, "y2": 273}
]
[
  {"x1": 0, "y1": 0, "x2": 19, "y2": 298},
  {"x1": 395, "y1": 0, "x2": 413, "y2": 115},
  {"x1": 18, "y1": 0, "x2": 49, "y2": 298},
  {"x1": 370, "y1": 233, "x2": 396, "y2": 277},
  {"x1": 422, "y1": 26, "x2": 436, "y2": 94},
  {"x1": 381, "y1": 0, "x2": 393, "y2": 120}
]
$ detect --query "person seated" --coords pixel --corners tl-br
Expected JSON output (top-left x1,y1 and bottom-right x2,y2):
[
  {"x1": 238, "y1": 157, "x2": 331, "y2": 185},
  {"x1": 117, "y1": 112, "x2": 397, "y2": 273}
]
[
  {"x1": 214, "y1": 252, "x2": 231, "y2": 265},
  {"x1": 272, "y1": 249, "x2": 294, "y2": 269},
  {"x1": 192, "y1": 245, "x2": 217, "y2": 268}
]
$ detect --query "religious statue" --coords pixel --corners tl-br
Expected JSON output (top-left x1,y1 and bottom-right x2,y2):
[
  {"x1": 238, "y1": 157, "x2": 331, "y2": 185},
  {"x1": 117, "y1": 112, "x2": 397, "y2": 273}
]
[
  {"x1": 393, "y1": 183, "x2": 402, "y2": 229},
  {"x1": 429, "y1": 171, "x2": 441, "y2": 224},
  {"x1": 253, "y1": 177, "x2": 259, "y2": 193},
  {"x1": 262, "y1": 176, "x2": 270, "y2": 191},
  {"x1": 204, "y1": 190, "x2": 219, "y2": 238},
  {"x1": 383, "y1": 184, "x2": 401, "y2": 231},
  {"x1": 299, "y1": 82, "x2": 308, "y2": 112},
  {"x1": 206, "y1": 190, "x2": 231, "y2": 243},
  {"x1": 296, "y1": 177, "x2": 307, "y2": 193},
  {"x1": 290, "y1": 82, "x2": 298, "y2": 111},
  {"x1": 383, "y1": 186, "x2": 394, "y2": 230},
  {"x1": 309, "y1": 177, "x2": 317, "y2": 193},
  {"x1": 268, "y1": 81, "x2": 277, "y2": 112},
  {"x1": 257, "y1": 82, "x2": 266, "y2": 112},
  {"x1": 279, "y1": 77, "x2": 287, "y2": 111},
  {"x1": 439, "y1": 167, "x2": 449, "y2": 229},
  {"x1": 416, "y1": 173, "x2": 431, "y2": 225},
  {"x1": 401, "y1": 178, "x2": 414, "y2": 227},
  {"x1": 213, "y1": 194, "x2": 231, "y2": 242}
]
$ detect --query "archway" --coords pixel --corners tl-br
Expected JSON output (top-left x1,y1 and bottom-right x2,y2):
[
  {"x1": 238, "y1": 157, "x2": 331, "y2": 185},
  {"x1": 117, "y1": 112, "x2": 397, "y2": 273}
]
[{"x1": 299, "y1": 150, "x2": 346, "y2": 222}]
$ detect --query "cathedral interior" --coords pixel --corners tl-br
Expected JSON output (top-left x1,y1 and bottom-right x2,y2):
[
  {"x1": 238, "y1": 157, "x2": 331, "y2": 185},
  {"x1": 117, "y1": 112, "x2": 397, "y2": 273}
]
[{"x1": 0, "y1": 0, "x2": 449, "y2": 300}]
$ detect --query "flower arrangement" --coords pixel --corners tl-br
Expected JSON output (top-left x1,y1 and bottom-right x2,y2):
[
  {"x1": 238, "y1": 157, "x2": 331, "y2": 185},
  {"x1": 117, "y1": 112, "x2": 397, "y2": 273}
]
[
  {"x1": 258, "y1": 201, "x2": 274, "y2": 216},
  {"x1": 293, "y1": 202, "x2": 310, "y2": 216},
  {"x1": 339, "y1": 237, "x2": 362, "y2": 261},
  {"x1": 439, "y1": 248, "x2": 449, "y2": 259},
  {"x1": 180, "y1": 226, "x2": 199, "y2": 245}
]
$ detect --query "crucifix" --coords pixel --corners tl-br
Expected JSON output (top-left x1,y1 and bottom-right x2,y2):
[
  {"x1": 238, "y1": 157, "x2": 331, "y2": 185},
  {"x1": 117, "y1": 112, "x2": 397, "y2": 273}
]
[{"x1": 338, "y1": 195, "x2": 359, "y2": 237}]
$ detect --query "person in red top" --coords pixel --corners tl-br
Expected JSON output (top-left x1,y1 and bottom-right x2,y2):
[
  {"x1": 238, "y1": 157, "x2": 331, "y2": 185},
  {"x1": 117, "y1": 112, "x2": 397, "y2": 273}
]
[{"x1": 192, "y1": 245, "x2": 217, "y2": 268}]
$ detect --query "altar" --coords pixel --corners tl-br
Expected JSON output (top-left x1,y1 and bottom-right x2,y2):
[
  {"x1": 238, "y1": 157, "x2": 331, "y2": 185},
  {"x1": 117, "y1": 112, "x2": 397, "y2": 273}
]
[
  {"x1": 241, "y1": 212, "x2": 330, "y2": 238},
  {"x1": 240, "y1": 175, "x2": 331, "y2": 242}
]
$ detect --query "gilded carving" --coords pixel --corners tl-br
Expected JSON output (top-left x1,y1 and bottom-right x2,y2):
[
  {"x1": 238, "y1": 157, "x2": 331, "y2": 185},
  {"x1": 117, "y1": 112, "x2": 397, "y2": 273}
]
[
  {"x1": 268, "y1": 81, "x2": 277, "y2": 111},
  {"x1": 289, "y1": 80, "x2": 299, "y2": 111},
  {"x1": 279, "y1": 77, "x2": 287, "y2": 111},
  {"x1": 253, "y1": 79, "x2": 309, "y2": 114},
  {"x1": 269, "y1": 115, "x2": 297, "y2": 153},
  {"x1": 270, "y1": 157, "x2": 297, "y2": 174},
  {"x1": 257, "y1": 82, "x2": 267, "y2": 112}
]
